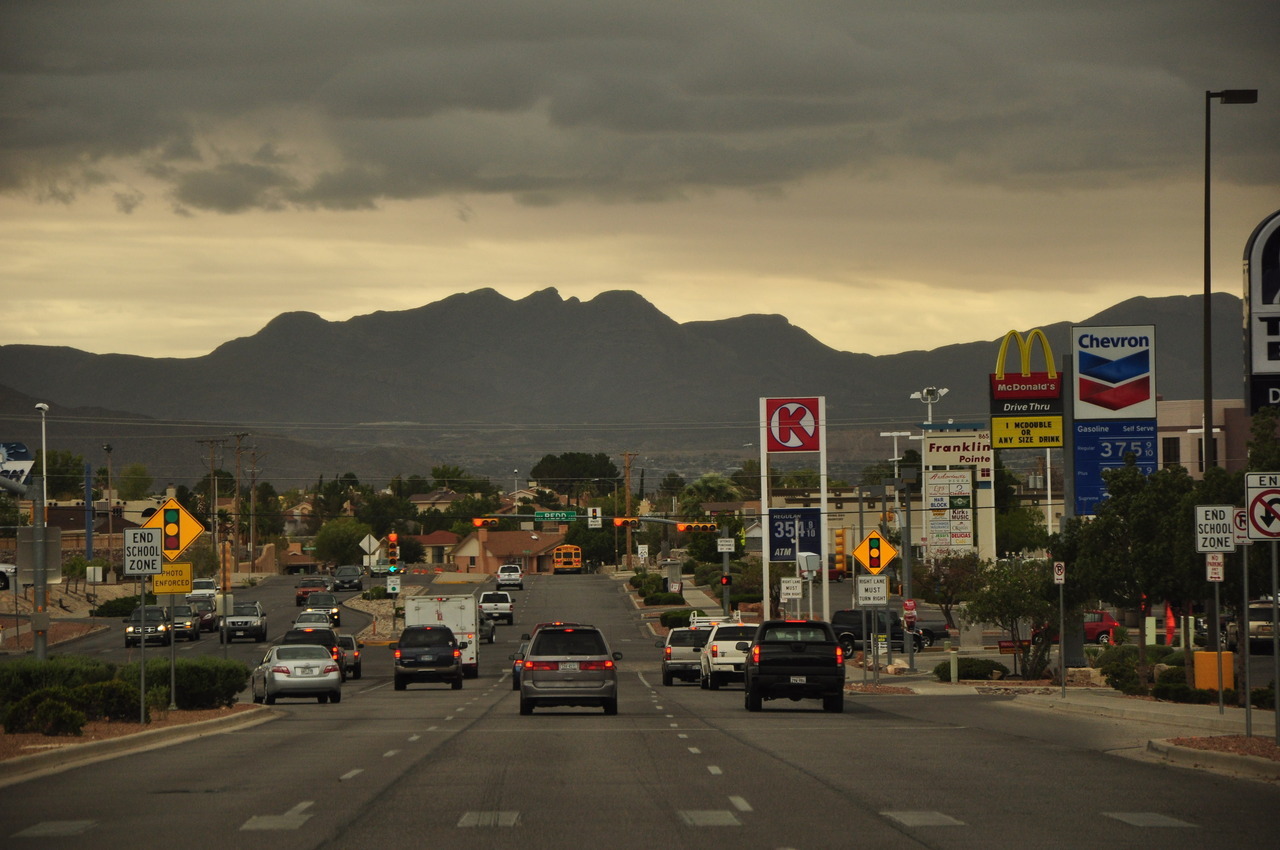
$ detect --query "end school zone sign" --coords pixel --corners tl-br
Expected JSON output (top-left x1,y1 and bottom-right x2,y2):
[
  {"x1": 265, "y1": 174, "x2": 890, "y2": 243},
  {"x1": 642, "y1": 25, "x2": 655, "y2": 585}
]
[{"x1": 1194, "y1": 505, "x2": 1236, "y2": 553}]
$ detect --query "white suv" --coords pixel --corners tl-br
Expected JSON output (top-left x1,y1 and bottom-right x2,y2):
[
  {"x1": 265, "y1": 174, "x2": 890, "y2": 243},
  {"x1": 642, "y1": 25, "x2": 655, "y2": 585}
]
[
  {"x1": 699, "y1": 622, "x2": 758, "y2": 690},
  {"x1": 497, "y1": 564, "x2": 524, "y2": 590}
]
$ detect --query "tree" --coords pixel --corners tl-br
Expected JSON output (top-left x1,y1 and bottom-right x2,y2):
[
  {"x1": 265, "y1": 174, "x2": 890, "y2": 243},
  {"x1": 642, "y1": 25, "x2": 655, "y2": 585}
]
[
  {"x1": 996, "y1": 507, "x2": 1049, "y2": 556},
  {"x1": 36, "y1": 449, "x2": 88, "y2": 500},
  {"x1": 962, "y1": 557, "x2": 1057, "y2": 678},
  {"x1": 729, "y1": 460, "x2": 760, "y2": 498},
  {"x1": 529, "y1": 453, "x2": 620, "y2": 504},
  {"x1": 117, "y1": 463, "x2": 153, "y2": 500},
  {"x1": 314, "y1": 517, "x2": 373, "y2": 566},
  {"x1": 915, "y1": 551, "x2": 986, "y2": 630}
]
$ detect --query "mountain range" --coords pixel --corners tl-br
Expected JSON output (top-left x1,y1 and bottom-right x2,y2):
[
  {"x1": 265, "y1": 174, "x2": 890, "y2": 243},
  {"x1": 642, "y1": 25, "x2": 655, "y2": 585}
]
[{"x1": 0, "y1": 288, "x2": 1247, "y2": 489}]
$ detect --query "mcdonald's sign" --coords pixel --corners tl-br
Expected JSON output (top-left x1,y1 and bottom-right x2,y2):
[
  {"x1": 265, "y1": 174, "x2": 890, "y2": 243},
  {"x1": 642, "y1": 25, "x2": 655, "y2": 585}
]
[{"x1": 990, "y1": 329, "x2": 1064, "y2": 447}]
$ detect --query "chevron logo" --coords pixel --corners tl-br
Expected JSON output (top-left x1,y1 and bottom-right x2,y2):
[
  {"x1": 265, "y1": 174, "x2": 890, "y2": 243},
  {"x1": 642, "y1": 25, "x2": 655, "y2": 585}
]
[{"x1": 1078, "y1": 349, "x2": 1151, "y2": 411}]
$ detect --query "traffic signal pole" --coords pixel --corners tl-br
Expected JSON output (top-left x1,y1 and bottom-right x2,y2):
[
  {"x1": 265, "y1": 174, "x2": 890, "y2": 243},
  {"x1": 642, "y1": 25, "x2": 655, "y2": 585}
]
[{"x1": 721, "y1": 524, "x2": 731, "y2": 618}]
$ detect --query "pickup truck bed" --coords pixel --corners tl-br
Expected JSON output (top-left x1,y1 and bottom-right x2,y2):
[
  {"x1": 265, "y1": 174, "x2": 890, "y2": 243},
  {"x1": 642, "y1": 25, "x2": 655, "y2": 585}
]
[{"x1": 741, "y1": 619, "x2": 845, "y2": 713}]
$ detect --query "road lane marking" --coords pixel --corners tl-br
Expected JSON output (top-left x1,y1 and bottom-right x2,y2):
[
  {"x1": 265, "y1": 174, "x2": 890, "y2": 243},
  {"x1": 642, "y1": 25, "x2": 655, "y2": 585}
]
[
  {"x1": 688, "y1": 747, "x2": 702, "y2": 754},
  {"x1": 340, "y1": 769, "x2": 363, "y2": 781},
  {"x1": 677, "y1": 810, "x2": 741, "y2": 827},
  {"x1": 458, "y1": 811, "x2": 520, "y2": 827},
  {"x1": 383, "y1": 749, "x2": 400, "y2": 758},
  {"x1": 13, "y1": 821, "x2": 96, "y2": 837},
  {"x1": 707, "y1": 766, "x2": 722, "y2": 775},
  {"x1": 408, "y1": 734, "x2": 420, "y2": 741},
  {"x1": 1103, "y1": 813, "x2": 1195, "y2": 828},
  {"x1": 241, "y1": 801, "x2": 314, "y2": 831},
  {"x1": 882, "y1": 811, "x2": 964, "y2": 827},
  {"x1": 729, "y1": 796, "x2": 752, "y2": 812}
]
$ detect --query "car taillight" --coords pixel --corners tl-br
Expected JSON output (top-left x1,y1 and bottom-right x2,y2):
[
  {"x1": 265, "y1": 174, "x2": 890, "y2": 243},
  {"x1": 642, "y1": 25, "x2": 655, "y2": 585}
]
[
  {"x1": 751, "y1": 646, "x2": 760, "y2": 664},
  {"x1": 524, "y1": 660, "x2": 558, "y2": 671},
  {"x1": 331, "y1": 648, "x2": 340, "y2": 660},
  {"x1": 271, "y1": 665, "x2": 291, "y2": 675},
  {"x1": 578, "y1": 660, "x2": 614, "y2": 671},
  {"x1": 323, "y1": 664, "x2": 339, "y2": 674},
  {"x1": 453, "y1": 649, "x2": 462, "y2": 659},
  {"x1": 710, "y1": 644, "x2": 720, "y2": 658},
  {"x1": 663, "y1": 647, "x2": 672, "y2": 660},
  {"x1": 394, "y1": 648, "x2": 402, "y2": 659},
  {"x1": 835, "y1": 646, "x2": 844, "y2": 665}
]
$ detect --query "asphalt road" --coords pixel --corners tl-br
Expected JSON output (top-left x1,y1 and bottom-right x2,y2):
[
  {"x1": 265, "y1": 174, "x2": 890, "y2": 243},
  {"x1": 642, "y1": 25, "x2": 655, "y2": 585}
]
[{"x1": 4, "y1": 573, "x2": 1278, "y2": 849}]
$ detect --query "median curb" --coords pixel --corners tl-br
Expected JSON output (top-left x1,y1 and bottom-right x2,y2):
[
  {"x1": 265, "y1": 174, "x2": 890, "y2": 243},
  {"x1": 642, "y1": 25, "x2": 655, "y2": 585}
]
[
  {"x1": 1146, "y1": 738, "x2": 1280, "y2": 782},
  {"x1": 0, "y1": 705, "x2": 279, "y2": 788}
]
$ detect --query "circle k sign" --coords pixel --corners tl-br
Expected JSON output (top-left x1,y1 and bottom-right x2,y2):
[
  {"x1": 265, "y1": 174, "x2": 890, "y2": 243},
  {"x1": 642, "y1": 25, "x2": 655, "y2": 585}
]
[{"x1": 763, "y1": 397, "x2": 822, "y2": 453}]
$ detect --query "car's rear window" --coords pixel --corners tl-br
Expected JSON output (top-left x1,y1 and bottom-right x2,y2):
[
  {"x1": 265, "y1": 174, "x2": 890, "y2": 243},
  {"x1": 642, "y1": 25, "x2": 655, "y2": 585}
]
[
  {"x1": 481, "y1": 593, "x2": 508, "y2": 602},
  {"x1": 532, "y1": 629, "x2": 608, "y2": 656},
  {"x1": 762, "y1": 625, "x2": 829, "y2": 643},
  {"x1": 283, "y1": 630, "x2": 334, "y2": 644},
  {"x1": 277, "y1": 646, "x2": 330, "y2": 661},
  {"x1": 713, "y1": 627, "x2": 756, "y2": 642},
  {"x1": 337, "y1": 636, "x2": 357, "y2": 649},
  {"x1": 399, "y1": 628, "x2": 453, "y2": 648},
  {"x1": 668, "y1": 630, "x2": 710, "y2": 648}
]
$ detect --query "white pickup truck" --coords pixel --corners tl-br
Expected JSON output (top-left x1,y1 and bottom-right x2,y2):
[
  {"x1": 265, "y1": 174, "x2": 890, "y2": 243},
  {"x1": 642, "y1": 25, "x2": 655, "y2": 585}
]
[{"x1": 479, "y1": 590, "x2": 514, "y2": 625}]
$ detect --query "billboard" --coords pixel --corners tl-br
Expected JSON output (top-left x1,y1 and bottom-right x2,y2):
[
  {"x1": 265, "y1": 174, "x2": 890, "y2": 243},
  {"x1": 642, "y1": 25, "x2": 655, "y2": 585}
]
[
  {"x1": 763, "y1": 397, "x2": 821, "y2": 453},
  {"x1": 1071, "y1": 325, "x2": 1156, "y2": 420},
  {"x1": 1245, "y1": 209, "x2": 1280, "y2": 414},
  {"x1": 922, "y1": 430, "x2": 993, "y2": 485},
  {"x1": 0, "y1": 442, "x2": 35, "y2": 488},
  {"x1": 990, "y1": 329, "x2": 1063, "y2": 448}
]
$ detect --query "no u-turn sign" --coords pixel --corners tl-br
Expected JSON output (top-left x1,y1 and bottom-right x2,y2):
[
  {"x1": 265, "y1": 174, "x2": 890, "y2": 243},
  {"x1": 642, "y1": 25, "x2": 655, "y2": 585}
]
[{"x1": 1245, "y1": 474, "x2": 1280, "y2": 540}]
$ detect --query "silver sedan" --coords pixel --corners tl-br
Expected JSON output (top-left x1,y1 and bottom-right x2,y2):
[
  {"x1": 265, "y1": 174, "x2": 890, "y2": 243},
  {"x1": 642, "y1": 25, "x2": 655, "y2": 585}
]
[{"x1": 251, "y1": 645, "x2": 342, "y2": 705}]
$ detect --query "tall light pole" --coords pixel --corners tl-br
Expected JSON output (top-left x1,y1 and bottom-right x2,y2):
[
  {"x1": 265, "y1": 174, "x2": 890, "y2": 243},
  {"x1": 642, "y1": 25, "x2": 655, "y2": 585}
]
[
  {"x1": 910, "y1": 386, "x2": 949, "y2": 425},
  {"x1": 879, "y1": 431, "x2": 911, "y2": 477},
  {"x1": 1203, "y1": 88, "x2": 1257, "y2": 468},
  {"x1": 34, "y1": 403, "x2": 49, "y2": 508},
  {"x1": 103, "y1": 444, "x2": 113, "y2": 576}
]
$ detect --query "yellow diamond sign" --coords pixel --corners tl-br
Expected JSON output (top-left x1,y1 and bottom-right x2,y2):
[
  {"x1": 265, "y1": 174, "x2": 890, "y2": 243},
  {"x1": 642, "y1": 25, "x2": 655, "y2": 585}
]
[
  {"x1": 853, "y1": 530, "x2": 898, "y2": 575},
  {"x1": 142, "y1": 498, "x2": 205, "y2": 562}
]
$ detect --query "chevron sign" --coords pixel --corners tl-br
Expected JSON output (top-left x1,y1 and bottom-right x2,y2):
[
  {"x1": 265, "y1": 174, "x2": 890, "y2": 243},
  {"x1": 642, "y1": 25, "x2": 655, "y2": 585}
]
[{"x1": 1072, "y1": 325, "x2": 1156, "y2": 419}]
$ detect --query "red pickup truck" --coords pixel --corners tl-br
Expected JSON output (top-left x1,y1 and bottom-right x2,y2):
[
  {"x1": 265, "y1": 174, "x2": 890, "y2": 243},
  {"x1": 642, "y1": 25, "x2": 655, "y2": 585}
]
[{"x1": 295, "y1": 576, "x2": 331, "y2": 606}]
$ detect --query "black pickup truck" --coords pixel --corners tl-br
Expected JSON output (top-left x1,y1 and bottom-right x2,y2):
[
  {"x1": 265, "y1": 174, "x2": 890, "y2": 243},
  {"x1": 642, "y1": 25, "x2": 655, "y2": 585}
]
[
  {"x1": 738, "y1": 618, "x2": 845, "y2": 713},
  {"x1": 830, "y1": 609, "x2": 932, "y2": 654}
]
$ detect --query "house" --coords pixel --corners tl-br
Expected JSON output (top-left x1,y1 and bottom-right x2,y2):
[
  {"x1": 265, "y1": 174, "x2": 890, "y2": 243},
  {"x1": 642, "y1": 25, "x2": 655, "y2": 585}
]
[
  {"x1": 406, "y1": 530, "x2": 460, "y2": 565},
  {"x1": 450, "y1": 529, "x2": 566, "y2": 575},
  {"x1": 408, "y1": 489, "x2": 465, "y2": 513}
]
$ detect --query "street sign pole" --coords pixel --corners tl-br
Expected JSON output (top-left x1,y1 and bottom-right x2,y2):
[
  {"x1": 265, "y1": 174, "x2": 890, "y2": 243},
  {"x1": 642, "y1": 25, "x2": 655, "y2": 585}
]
[{"x1": 1055, "y1": 561, "x2": 1066, "y2": 699}]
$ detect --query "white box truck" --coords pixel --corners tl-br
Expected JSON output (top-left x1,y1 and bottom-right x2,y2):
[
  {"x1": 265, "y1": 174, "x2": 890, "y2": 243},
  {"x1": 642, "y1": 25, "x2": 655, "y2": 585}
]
[{"x1": 404, "y1": 595, "x2": 482, "y2": 679}]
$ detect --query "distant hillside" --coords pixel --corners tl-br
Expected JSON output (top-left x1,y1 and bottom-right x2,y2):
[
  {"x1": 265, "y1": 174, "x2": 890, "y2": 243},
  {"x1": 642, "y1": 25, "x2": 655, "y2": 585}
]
[{"x1": 0, "y1": 289, "x2": 1245, "y2": 486}]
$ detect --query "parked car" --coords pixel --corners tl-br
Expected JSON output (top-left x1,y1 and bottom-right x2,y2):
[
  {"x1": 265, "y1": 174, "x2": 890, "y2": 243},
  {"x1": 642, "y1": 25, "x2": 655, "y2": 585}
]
[
  {"x1": 222, "y1": 601, "x2": 268, "y2": 643},
  {"x1": 250, "y1": 645, "x2": 342, "y2": 705},
  {"x1": 392, "y1": 625, "x2": 465, "y2": 691},
  {"x1": 699, "y1": 622, "x2": 758, "y2": 689},
  {"x1": 303, "y1": 593, "x2": 342, "y2": 626},
  {"x1": 123, "y1": 606, "x2": 172, "y2": 647},
  {"x1": 509, "y1": 639, "x2": 530, "y2": 691},
  {"x1": 1032, "y1": 609, "x2": 1122, "y2": 645},
  {"x1": 1228, "y1": 600, "x2": 1278, "y2": 650},
  {"x1": 0, "y1": 563, "x2": 16, "y2": 591},
  {"x1": 188, "y1": 577, "x2": 219, "y2": 599},
  {"x1": 497, "y1": 563, "x2": 524, "y2": 590},
  {"x1": 336, "y1": 634, "x2": 363, "y2": 679},
  {"x1": 519, "y1": 624, "x2": 621, "y2": 715},
  {"x1": 294, "y1": 576, "x2": 331, "y2": 606},
  {"x1": 280, "y1": 627, "x2": 346, "y2": 679},
  {"x1": 331, "y1": 564, "x2": 364, "y2": 592},
  {"x1": 169, "y1": 604, "x2": 202, "y2": 642},
  {"x1": 187, "y1": 596, "x2": 220, "y2": 632},
  {"x1": 656, "y1": 626, "x2": 711, "y2": 686}
]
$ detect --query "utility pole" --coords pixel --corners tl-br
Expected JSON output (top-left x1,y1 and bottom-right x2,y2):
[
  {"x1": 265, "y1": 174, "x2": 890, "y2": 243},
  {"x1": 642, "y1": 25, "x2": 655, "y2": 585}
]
[
  {"x1": 248, "y1": 448, "x2": 265, "y2": 574},
  {"x1": 232, "y1": 432, "x2": 249, "y2": 560},
  {"x1": 621, "y1": 452, "x2": 637, "y2": 569}
]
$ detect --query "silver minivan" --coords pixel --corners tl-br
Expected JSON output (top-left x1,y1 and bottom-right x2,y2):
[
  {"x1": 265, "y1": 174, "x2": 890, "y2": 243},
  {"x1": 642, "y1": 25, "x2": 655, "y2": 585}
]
[{"x1": 518, "y1": 625, "x2": 621, "y2": 715}]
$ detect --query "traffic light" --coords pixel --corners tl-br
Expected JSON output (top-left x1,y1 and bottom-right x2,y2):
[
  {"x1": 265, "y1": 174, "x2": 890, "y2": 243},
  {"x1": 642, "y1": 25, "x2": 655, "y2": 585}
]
[
  {"x1": 719, "y1": 574, "x2": 732, "y2": 587},
  {"x1": 472, "y1": 517, "x2": 499, "y2": 528},
  {"x1": 834, "y1": 528, "x2": 846, "y2": 570},
  {"x1": 613, "y1": 517, "x2": 640, "y2": 528},
  {"x1": 868, "y1": 535, "x2": 881, "y2": 571},
  {"x1": 387, "y1": 533, "x2": 399, "y2": 573},
  {"x1": 676, "y1": 522, "x2": 718, "y2": 533}
]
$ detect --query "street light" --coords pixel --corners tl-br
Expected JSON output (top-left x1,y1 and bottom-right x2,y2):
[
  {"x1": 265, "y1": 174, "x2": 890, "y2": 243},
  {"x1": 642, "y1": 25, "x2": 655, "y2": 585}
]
[
  {"x1": 1203, "y1": 88, "x2": 1257, "y2": 468},
  {"x1": 34, "y1": 403, "x2": 49, "y2": 508},
  {"x1": 103, "y1": 444, "x2": 113, "y2": 573},
  {"x1": 909, "y1": 387, "x2": 949, "y2": 425},
  {"x1": 879, "y1": 431, "x2": 911, "y2": 477}
]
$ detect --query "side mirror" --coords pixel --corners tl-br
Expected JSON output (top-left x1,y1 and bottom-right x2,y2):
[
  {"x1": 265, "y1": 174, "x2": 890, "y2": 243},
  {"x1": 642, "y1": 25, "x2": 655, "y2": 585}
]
[
  {"x1": 612, "y1": 651, "x2": 623, "y2": 660},
  {"x1": 357, "y1": 642, "x2": 365, "y2": 649},
  {"x1": 458, "y1": 641, "x2": 469, "y2": 650},
  {"x1": 735, "y1": 641, "x2": 750, "y2": 651},
  {"x1": 520, "y1": 633, "x2": 531, "y2": 641},
  {"x1": 388, "y1": 643, "x2": 398, "y2": 651},
  {"x1": 654, "y1": 639, "x2": 665, "y2": 648}
]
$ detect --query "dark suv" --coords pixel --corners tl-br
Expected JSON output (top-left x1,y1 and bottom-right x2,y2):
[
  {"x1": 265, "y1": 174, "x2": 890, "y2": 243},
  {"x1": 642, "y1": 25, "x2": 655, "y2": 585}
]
[
  {"x1": 331, "y1": 565, "x2": 364, "y2": 592},
  {"x1": 393, "y1": 626, "x2": 466, "y2": 691},
  {"x1": 280, "y1": 627, "x2": 346, "y2": 679}
]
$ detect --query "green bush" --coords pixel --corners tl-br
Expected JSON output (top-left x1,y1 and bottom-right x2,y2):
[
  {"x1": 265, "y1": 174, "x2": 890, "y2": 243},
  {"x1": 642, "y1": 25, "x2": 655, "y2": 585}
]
[
  {"x1": 31, "y1": 700, "x2": 86, "y2": 737},
  {"x1": 75, "y1": 679, "x2": 143, "y2": 721},
  {"x1": 1156, "y1": 666, "x2": 1185, "y2": 685},
  {"x1": 116, "y1": 657, "x2": 250, "y2": 710},
  {"x1": 932, "y1": 657, "x2": 1010, "y2": 682},
  {"x1": 4, "y1": 686, "x2": 81, "y2": 733},
  {"x1": 644, "y1": 592, "x2": 687, "y2": 607},
  {"x1": 361, "y1": 585, "x2": 389, "y2": 600},
  {"x1": 660, "y1": 609, "x2": 705, "y2": 628},
  {"x1": 0, "y1": 656, "x2": 116, "y2": 708},
  {"x1": 90, "y1": 594, "x2": 155, "y2": 618}
]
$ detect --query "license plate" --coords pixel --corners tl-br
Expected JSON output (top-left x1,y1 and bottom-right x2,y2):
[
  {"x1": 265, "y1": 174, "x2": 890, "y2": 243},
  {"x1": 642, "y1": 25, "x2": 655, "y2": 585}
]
[
  {"x1": 790, "y1": 675, "x2": 807, "y2": 684},
  {"x1": 298, "y1": 667, "x2": 315, "y2": 675},
  {"x1": 561, "y1": 661, "x2": 579, "y2": 671},
  {"x1": 235, "y1": 630, "x2": 246, "y2": 635}
]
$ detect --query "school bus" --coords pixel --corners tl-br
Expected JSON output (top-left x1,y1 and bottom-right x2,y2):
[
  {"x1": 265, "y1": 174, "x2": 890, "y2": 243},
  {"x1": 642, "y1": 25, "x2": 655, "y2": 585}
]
[{"x1": 551, "y1": 544, "x2": 583, "y2": 575}]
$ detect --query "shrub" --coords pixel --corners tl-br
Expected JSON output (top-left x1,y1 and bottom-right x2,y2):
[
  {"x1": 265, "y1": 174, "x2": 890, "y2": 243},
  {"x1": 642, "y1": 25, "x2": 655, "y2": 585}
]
[
  {"x1": 75, "y1": 679, "x2": 143, "y2": 721},
  {"x1": 362, "y1": 585, "x2": 389, "y2": 601},
  {"x1": 91, "y1": 594, "x2": 155, "y2": 618},
  {"x1": 1252, "y1": 681, "x2": 1276, "y2": 710},
  {"x1": 31, "y1": 700, "x2": 86, "y2": 737},
  {"x1": 116, "y1": 657, "x2": 250, "y2": 710},
  {"x1": 932, "y1": 657, "x2": 1010, "y2": 682},
  {"x1": 660, "y1": 609, "x2": 705, "y2": 628},
  {"x1": 4, "y1": 686, "x2": 82, "y2": 733},
  {"x1": 644, "y1": 592, "x2": 686, "y2": 607},
  {"x1": 1156, "y1": 666, "x2": 1185, "y2": 685},
  {"x1": 0, "y1": 656, "x2": 116, "y2": 708}
]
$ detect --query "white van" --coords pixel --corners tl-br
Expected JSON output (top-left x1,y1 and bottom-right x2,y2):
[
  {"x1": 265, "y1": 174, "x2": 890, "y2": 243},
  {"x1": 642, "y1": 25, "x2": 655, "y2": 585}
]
[{"x1": 497, "y1": 564, "x2": 524, "y2": 590}]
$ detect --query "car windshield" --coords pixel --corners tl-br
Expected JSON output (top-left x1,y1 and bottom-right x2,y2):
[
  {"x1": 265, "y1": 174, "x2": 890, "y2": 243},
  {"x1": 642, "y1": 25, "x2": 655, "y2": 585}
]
[
  {"x1": 276, "y1": 646, "x2": 330, "y2": 661},
  {"x1": 233, "y1": 605, "x2": 258, "y2": 616},
  {"x1": 172, "y1": 605, "x2": 193, "y2": 616},
  {"x1": 284, "y1": 630, "x2": 333, "y2": 643},
  {"x1": 308, "y1": 595, "x2": 336, "y2": 607},
  {"x1": 296, "y1": 613, "x2": 328, "y2": 623},
  {"x1": 336, "y1": 566, "x2": 359, "y2": 575},
  {"x1": 192, "y1": 579, "x2": 215, "y2": 589},
  {"x1": 532, "y1": 629, "x2": 608, "y2": 656},
  {"x1": 668, "y1": 630, "x2": 710, "y2": 648},
  {"x1": 398, "y1": 629, "x2": 453, "y2": 648},
  {"x1": 130, "y1": 608, "x2": 167, "y2": 622}
]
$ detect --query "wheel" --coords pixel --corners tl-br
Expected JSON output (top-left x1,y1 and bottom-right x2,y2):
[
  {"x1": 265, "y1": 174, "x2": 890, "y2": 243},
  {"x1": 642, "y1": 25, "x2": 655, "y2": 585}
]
[
  {"x1": 921, "y1": 631, "x2": 935, "y2": 648},
  {"x1": 745, "y1": 685, "x2": 762, "y2": 712},
  {"x1": 823, "y1": 692, "x2": 844, "y2": 713},
  {"x1": 394, "y1": 676, "x2": 407, "y2": 691},
  {"x1": 699, "y1": 673, "x2": 709, "y2": 690},
  {"x1": 603, "y1": 698, "x2": 618, "y2": 715},
  {"x1": 251, "y1": 686, "x2": 263, "y2": 704},
  {"x1": 264, "y1": 693, "x2": 276, "y2": 705},
  {"x1": 708, "y1": 673, "x2": 721, "y2": 691},
  {"x1": 1097, "y1": 632, "x2": 1112, "y2": 645},
  {"x1": 451, "y1": 677, "x2": 463, "y2": 690},
  {"x1": 353, "y1": 665, "x2": 362, "y2": 680},
  {"x1": 317, "y1": 694, "x2": 328, "y2": 704},
  {"x1": 662, "y1": 669, "x2": 673, "y2": 687},
  {"x1": 330, "y1": 690, "x2": 341, "y2": 703},
  {"x1": 520, "y1": 697, "x2": 533, "y2": 715},
  {"x1": 512, "y1": 678, "x2": 520, "y2": 691},
  {"x1": 839, "y1": 636, "x2": 857, "y2": 657},
  {"x1": 255, "y1": 632, "x2": 265, "y2": 643}
]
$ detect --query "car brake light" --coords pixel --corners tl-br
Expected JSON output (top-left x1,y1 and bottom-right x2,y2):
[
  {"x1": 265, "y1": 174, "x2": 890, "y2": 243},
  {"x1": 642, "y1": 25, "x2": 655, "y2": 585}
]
[
  {"x1": 323, "y1": 664, "x2": 340, "y2": 674},
  {"x1": 271, "y1": 665, "x2": 291, "y2": 675},
  {"x1": 578, "y1": 660, "x2": 614, "y2": 671},
  {"x1": 394, "y1": 648, "x2": 402, "y2": 659},
  {"x1": 751, "y1": 645, "x2": 760, "y2": 664},
  {"x1": 710, "y1": 644, "x2": 720, "y2": 658},
  {"x1": 453, "y1": 649, "x2": 462, "y2": 659},
  {"x1": 835, "y1": 646, "x2": 844, "y2": 664},
  {"x1": 524, "y1": 660, "x2": 559, "y2": 671},
  {"x1": 663, "y1": 647, "x2": 672, "y2": 660}
]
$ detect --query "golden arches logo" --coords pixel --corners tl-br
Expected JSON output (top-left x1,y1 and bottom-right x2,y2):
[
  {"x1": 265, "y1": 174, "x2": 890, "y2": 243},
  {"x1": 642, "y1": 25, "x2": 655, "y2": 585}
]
[{"x1": 994, "y1": 329, "x2": 1057, "y2": 379}]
